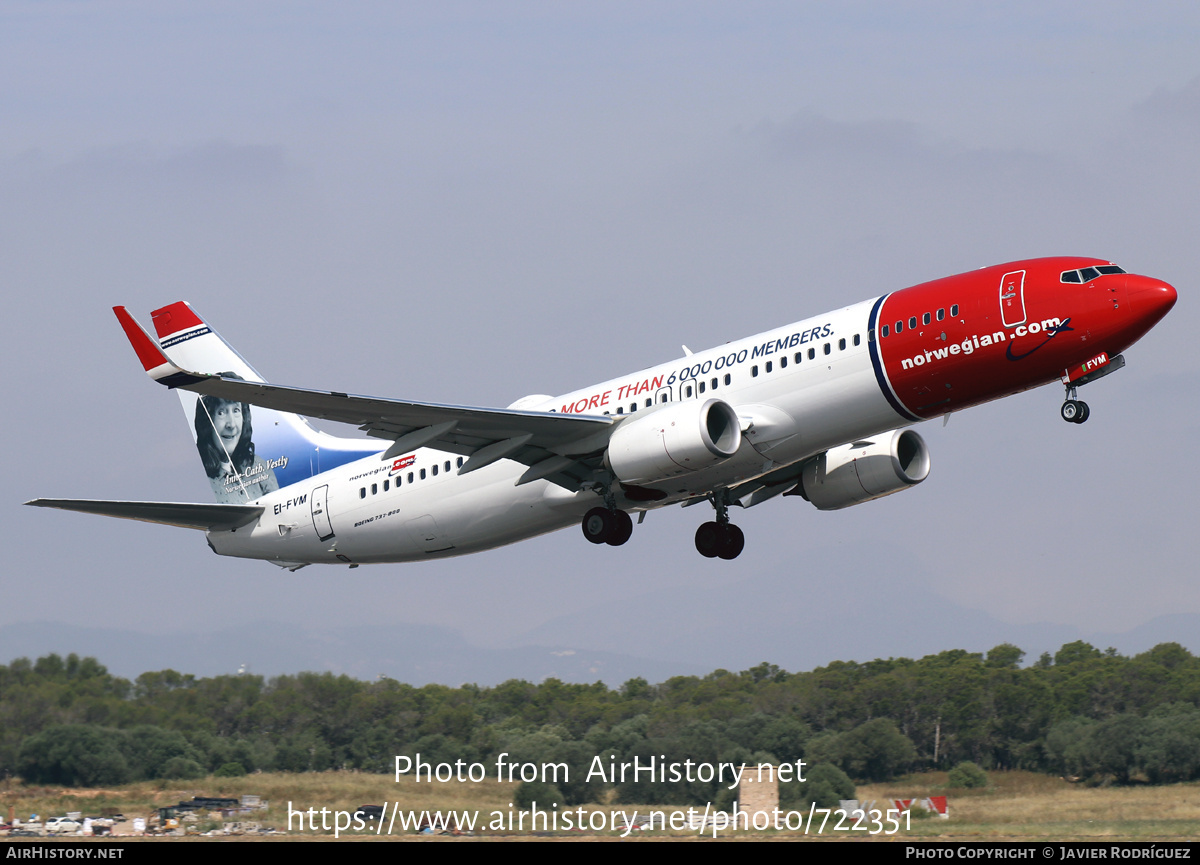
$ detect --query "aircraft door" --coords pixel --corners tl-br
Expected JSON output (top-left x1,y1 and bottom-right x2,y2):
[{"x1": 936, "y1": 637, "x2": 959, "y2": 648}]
[
  {"x1": 310, "y1": 484, "x2": 335, "y2": 541},
  {"x1": 999, "y1": 270, "x2": 1027, "y2": 328},
  {"x1": 655, "y1": 386, "x2": 673, "y2": 404},
  {"x1": 680, "y1": 378, "x2": 698, "y2": 400}
]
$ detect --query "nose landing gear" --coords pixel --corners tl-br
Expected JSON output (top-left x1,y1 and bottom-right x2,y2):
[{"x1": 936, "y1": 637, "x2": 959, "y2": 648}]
[
  {"x1": 1060, "y1": 399, "x2": 1090, "y2": 424},
  {"x1": 1060, "y1": 386, "x2": 1090, "y2": 424},
  {"x1": 694, "y1": 490, "x2": 745, "y2": 560},
  {"x1": 1058, "y1": 355, "x2": 1126, "y2": 424}
]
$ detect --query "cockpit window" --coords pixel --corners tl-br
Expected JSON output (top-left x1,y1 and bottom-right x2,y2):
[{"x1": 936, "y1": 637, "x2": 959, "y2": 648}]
[{"x1": 1061, "y1": 265, "x2": 1125, "y2": 283}]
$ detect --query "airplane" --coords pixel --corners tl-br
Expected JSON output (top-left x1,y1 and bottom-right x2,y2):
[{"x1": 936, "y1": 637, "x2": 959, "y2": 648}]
[{"x1": 27, "y1": 256, "x2": 1176, "y2": 567}]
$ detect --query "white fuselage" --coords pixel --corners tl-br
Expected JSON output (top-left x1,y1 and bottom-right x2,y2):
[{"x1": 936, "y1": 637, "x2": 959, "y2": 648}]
[{"x1": 210, "y1": 299, "x2": 899, "y2": 564}]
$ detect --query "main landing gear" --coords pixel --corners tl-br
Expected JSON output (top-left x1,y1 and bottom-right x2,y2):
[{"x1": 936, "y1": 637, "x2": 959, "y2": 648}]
[
  {"x1": 581, "y1": 506, "x2": 634, "y2": 546},
  {"x1": 1060, "y1": 385, "x2": 1090, "y2": 424},
  {"x1": 695, "y1": 490, "x2": 744, "y2": 560},
  {"x1": 696, "y1": 521, "x2": 744, "y2": 560}
]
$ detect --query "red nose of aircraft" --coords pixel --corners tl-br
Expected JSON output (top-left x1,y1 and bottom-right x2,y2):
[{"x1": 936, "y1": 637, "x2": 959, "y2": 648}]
[{"x1": 1127, "y1": 274, "x2": 1178, "y2": 325}]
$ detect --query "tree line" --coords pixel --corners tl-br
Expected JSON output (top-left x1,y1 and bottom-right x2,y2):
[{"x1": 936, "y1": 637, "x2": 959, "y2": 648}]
[{"x1": 4, "y1": 641, "x2": 1199, "y2": 802}]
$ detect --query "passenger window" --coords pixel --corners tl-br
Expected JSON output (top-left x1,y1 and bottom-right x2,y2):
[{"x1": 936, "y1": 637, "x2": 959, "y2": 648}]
[
  {"x1": 867, "y1": 330, "x2": 874, "y2": 343},
  {"x1": 457, "y1": 457, "x2": 463, "y2": 468},
  {"x1": 383, "y1": 479, "x2": 389, "y2": 491},
  {"x1": 780, "y1": 356, "x2": 787, "y2": 368},
  {"x1": 823, "y1": 343, "x2": 831, "y2": 355},
  {"x1": 951, "y1": 304, "x2": 959, "y2": 317},
  {"x1": 371, "y1": 483, "x2": 377, "y2": 495},
  {"x1": 853, "y1": 334, "x2": 861, "y2": 346},
  {"x1": 359, "y1": 488, "x2": 366, "y2": 499},
  {"x1": 698, "y1": 382, "x2": 705, "y2": 394},
  {"x1": 882, "y1": 325, "x2": 889, "y2": 337},
  {"x1": 646, "y1": 398, "x2": 652, "y2": 407},
  {"x1": 395, "y1": 476, "x2": 402, "y2": 487},
  {"x1": 923, "y1": 312, "x2": 930, "y2": 325},
  {"x1": 445, "y1": 461, "x2": 451, "y2": 472},
  {"x1": 765, "y1": 361, "x2": 773, "y2": 373},
  {"x1": 616, "y1": 406, "x2": 624, "y2": 414},
  {"x1": 724, "y1": 374, "x2": 731, "y2": 385},
  {"x1": 838, "y1": 338, "x2": 846, "y2": 350},
  {"x1": 630, "y1": 403, "x2": 637, "y2": 412},
  {"x1": 431, "y1": 464, "x2": 438, "y2": 476},
  {"x1": 685, "y1": 385, "x2": 693, "y2": 397},
  {"x1": 420, "y1": 469, "x2": 426, "y2": 480},
  {"x1": 751, "y1": 365, "x2": 759, "y2": 377},
  {"x1": 937, "y1": 308, "x2": 945, "y2": 321},
  {"x1": 895, "y1": 320, "x2": 903, "y2": 334},
  {"x1": 807, "y1": 348, "x2": 815, "y2": 360},
  {"x1": 407, "y1": 472, "x2": 414, "y2": 483},
  {"x1": 909, "y1": 316, "x2": 917, "y2": 330},
  {"x1": 794, "y1": 352, "x2": 802, "y2": 363}
]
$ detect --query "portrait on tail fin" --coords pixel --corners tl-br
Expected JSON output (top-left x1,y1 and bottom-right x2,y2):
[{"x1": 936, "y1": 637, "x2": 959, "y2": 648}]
[{"x1": 193, "y1": 372, "x2": 279, "y2": 503}]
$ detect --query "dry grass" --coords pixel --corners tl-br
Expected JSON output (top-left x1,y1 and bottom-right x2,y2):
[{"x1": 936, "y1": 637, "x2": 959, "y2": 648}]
[
  {"x1": 4, "y1": 770, "x2": 1200, "y2": 840},
  {"x1": 857, "y1": 771, "x2": 1200, "y2": 840},
  {"x1": 2, "y1": 772, "x2": 516, "y2": 830}
]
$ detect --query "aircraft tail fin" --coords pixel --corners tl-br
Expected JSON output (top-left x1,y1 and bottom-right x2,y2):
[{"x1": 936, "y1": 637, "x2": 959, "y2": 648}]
[{"x1": 115, "y1": 303, "x2": 383, "y2": 504}]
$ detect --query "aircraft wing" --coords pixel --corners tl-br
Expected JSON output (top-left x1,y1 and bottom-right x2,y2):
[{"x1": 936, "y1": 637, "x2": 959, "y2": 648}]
[
  {"x1": 25, "y1": 499, "x2": 264, "y2": 531},
  {"x1": 114, "y1": 306, "x2": 614, "y2": 486}
]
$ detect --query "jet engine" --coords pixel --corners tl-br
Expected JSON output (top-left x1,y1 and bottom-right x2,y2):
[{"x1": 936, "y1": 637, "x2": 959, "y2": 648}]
[
  {"x1": 796, "y1": 429, "x2": 930, "y2": 510},
  {"x1": 606, "y1": 398, "x2": 741, "y2": 486}
]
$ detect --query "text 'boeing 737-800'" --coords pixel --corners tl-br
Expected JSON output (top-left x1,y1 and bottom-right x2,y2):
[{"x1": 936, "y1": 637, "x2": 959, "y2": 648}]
[{"x1": 28, "y1": 257, "x2": 1176, "y2": 567}]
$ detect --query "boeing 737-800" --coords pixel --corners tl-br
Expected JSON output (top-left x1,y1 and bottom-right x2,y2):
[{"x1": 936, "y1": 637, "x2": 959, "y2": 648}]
[{"x1": 28, "y1": 257, "x2": 1176, "y2": 566}]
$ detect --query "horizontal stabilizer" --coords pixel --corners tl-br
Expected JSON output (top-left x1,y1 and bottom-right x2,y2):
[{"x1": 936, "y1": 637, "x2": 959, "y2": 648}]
[{"x1": 25, "y1": 499, "x2": 263, "y2": 531}]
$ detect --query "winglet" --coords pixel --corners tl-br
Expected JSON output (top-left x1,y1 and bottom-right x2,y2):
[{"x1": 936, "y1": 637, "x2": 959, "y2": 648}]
[{"x1": 112, "y1": 306, "x2": 207, "y2": 388}]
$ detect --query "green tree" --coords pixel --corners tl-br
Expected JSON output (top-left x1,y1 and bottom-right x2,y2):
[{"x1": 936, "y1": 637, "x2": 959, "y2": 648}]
[
  {"x1": 17, "y1": 725, "x2": 130, "y2": 786},
  {"x1": 985, "y1": 644, "x2": 1025, "y2": 669},
  {"x1": 822, "y1": 718, "x2": 916, "y2": 782},
  {"x1": 947, "y1": 761, "x2": 988, "y2": 788},
  {"x1": 514, "y1": 779, "x2": 564, "y2": 809},
  {"x1": 779, "y1": 763, "x2": 855, "y2": 809},
  {"x1": 120, "y1": 725, "x2": 199, "y2": 779}
]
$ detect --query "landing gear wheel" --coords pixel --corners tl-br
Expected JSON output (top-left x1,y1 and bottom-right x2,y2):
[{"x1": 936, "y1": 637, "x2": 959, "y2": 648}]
[
  {"x1": 607, "y1": 510, "x2": 634, "y2": 546},
  {"x1": 1073, "y1": 401, "x2": 1090, "y2": 424},
  {"x1": 695, "y1": 521, "x2": 722, "y2": 558},
  {"x1": 717, "y1": 524, "x2": 745, "y2": 560},
  {"x1": 1061, "y1": 400, "x2": 1081, "y2": 423},
  {"x1": 582, "y1": 507, "x2": 613, "y2": 544},
  {"x1": 695, "y1": 521, "x2": 745, "y2": 559}
]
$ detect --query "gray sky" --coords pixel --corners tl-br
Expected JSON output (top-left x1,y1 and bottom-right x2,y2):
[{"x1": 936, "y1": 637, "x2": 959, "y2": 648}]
[{"x1": 4, "y1": 3, "x2": 1198, "y2": 665}]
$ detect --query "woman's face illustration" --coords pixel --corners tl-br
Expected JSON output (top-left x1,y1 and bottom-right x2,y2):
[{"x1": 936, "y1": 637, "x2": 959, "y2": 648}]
[{"x1": 212, "y1": 401, "x2": 243, "y2": 456}]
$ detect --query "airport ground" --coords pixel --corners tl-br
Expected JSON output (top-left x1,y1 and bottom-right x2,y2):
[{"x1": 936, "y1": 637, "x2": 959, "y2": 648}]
[{"x1": 3, "y1": 770, "x2": 1199, "y2": 841}]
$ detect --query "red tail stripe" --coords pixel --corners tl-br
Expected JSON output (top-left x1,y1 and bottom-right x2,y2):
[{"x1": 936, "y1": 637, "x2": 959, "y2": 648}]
[
  {"x1": 151, "y1": 301, "x2": 204, "y2": 339},
  {"x1": 113, "y1": 307, "x2": 169, "y2": 372}
]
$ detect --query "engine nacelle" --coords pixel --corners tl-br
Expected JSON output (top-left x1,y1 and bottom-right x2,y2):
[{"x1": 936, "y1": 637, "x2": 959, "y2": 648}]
[
  {"x1": 606, "y1": 398, "x2": 742, "y2": 485},
  {"x1": 798, "y1": 429, "x2": 930, "y2": 510}
]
